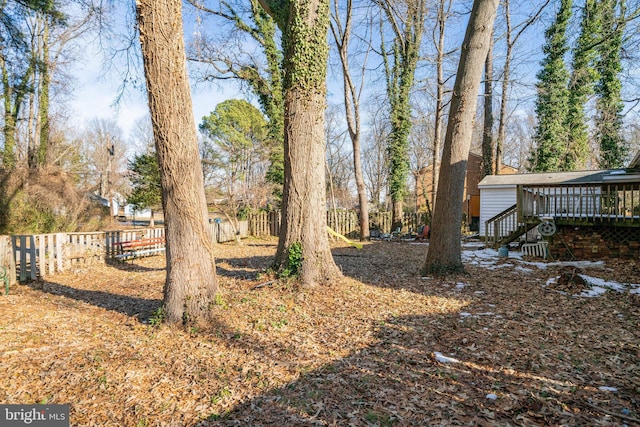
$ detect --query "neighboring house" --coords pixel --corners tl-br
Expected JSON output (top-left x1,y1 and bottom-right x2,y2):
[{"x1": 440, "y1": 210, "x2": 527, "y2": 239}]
[
  {"x1": 478, "y1": 155, "x2": 640, "y2": 259},
  {"x1": 416, "y1": 152, "x2": 517, "y2": 230}
]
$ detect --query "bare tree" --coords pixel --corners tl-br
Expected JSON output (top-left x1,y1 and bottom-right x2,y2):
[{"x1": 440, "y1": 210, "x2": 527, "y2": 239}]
[
  {"x1": 423, "y1": 0, "x2": 499, "y2": 274},
  {"x1": 136, "y1": 0, "x2": 218, "y2": 325},
  {"x1": 330, "y1": 0, "x2": 370, "y2": 239},
  {"x1": 80, "y1": 118, "x2": 127, "y2": 203},
  {"x1": 430, "y1": 0, "x2": 454, "y2": 212},
  {"x1": 363, "y1": 103, "x2": 390, "y2": 210},
  {"x1": 325, "y1": 104, "x2": 354, "y2": 210},
  {"x1": 409, "y1": 100, "x2": 434, "y2": 214},
  {"x1": 495, "y1": 0, "x2": 549, "y2": 174}
]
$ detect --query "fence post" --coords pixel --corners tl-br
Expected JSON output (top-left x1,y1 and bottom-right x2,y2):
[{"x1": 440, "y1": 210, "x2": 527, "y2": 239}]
[{"x1": 0, "y1": 236, "x2": 16, "y2": 287}]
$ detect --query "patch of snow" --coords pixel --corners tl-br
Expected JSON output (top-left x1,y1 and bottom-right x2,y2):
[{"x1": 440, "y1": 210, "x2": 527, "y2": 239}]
[
  {"x1": 598, "y1": 386, "x2": 618, "y2": 392},
  {"x1": 579, "y1": 275, "x2": 626, "y2": 292},
  {"x1": 486, "y1": 393, "x2": 498, "y2": 400},
  {"x1": 460, "y1": 312, "x2": 473, "y2": 317},
  {"x1": 553, "y1": 260, "x2": 605, "y2": 269},
  {"x1": 456, "y1": 242, "x2": 637, "y2": 300},
  {"x1": 462, "y1": 242, "x2": 485, "y2": 249},
  {"x1": 434, "y1": 352, "x2": 459, "y2": 364},
  {"x1": 455, "y1": 283, "x2": 466, "y2": 290}
]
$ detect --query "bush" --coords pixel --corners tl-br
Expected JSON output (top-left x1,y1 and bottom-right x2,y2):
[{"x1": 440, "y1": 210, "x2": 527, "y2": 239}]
[{"x1": 0, "y1": 167, "x2": 111, "y2": 234}]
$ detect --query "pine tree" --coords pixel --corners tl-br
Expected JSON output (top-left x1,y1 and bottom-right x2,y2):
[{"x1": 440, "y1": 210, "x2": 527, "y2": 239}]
[
  {"x1": 529, "y1": 0, "x2": 572, "y2": 172},
  {"x1": 595, "y1": 0, "x2": 627, "y2": 168},
  {"x1": 564, "y1": 0, "x2": 600, "y2": 170}
]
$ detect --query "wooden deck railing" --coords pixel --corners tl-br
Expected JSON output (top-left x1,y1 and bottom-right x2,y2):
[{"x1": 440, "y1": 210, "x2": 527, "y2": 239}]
[{"x1": 519, "y1": 183, "x2": 640, "y2": 224}]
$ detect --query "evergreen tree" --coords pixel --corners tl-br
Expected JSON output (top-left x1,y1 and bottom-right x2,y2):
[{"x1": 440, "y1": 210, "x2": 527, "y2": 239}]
[
  {"x1": 564, "y1": 0, "x2": 600, "y2": 170},
  {"x1": 529, "y1": 0, "x2": 572, "y2": 172},
  {"x1": 595, "y1": 0, "x2": 627, "y2": 168},
  {"x1": 127, "y1": 152, "x2": 162, "y2": 217}
]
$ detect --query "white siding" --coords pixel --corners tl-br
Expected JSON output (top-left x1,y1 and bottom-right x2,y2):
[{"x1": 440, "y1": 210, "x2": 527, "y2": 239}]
[{"x1": 479, "y1": 186, "x2": 517, "y2": 237}]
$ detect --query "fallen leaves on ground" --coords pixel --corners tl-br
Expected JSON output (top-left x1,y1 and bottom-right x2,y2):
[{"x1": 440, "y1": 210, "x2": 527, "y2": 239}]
[{"x1": 0, "y1": 238, "x2": 638, "y2": 426}]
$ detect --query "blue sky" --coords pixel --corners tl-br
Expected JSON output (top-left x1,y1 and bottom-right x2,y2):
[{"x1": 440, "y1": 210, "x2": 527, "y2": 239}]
[
  {"x1": 66, "y1": 1, "x2": 244, "y2": 145},
  {"x1": 68, "y1": 48, "x2": 238, "y2": 144}
]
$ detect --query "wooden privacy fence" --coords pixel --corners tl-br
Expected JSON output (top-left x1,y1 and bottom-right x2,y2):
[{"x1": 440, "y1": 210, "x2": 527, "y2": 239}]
[
  {"x1": 209, "y1": 220, "x2": 249, "y2": 243},
  {"x1": 248, "y1": 210, "x2": 430, "y2": 237},
  {"x1": 3, "y1": 211, "x2": 429, "y2": 285},
  {"x1": 249, "y1": 211, "x2": 281, "y2": 237}
]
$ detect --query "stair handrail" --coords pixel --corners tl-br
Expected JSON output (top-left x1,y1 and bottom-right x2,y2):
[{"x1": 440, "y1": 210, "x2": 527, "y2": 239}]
[{"x1": 485, "y1": 204, "x2": 518, "y2": 246}]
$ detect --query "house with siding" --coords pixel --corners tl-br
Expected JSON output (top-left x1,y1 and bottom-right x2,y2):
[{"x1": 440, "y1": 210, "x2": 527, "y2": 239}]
[{"x1": 478, "y1": 153, "x2": 640, "y2": 259}]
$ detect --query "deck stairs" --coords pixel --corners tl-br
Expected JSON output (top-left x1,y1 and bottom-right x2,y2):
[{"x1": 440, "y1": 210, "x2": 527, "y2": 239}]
[{"x1": 485, "y1": 204, "x2": 540, "y2": 248}]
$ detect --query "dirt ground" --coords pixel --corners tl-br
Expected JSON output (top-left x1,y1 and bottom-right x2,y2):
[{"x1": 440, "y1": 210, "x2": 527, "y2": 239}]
[{"x1": 0, "y1": 237, "x2": 638, "y2": 426}]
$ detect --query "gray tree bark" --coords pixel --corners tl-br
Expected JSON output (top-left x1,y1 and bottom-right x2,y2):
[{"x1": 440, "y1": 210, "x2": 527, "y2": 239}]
[{"x1": 423, "y1": 0, "x2": 499, "y2": 274}]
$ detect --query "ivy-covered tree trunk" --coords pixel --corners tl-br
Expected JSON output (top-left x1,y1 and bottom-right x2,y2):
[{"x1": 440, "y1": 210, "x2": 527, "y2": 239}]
[
  {"x1": 37, "y1": 18, "x2": 50, "y2": 167},
  {"x1": 136, "y1": 0, "x2": 218, "y2": 325},
  {"x1": 564, "y1": 0, "x2": 599, "y2": 171},
  {"x1": 186, "y1": 0, "x2": 285, "y2": 202},
  {"x1": 2, "y1": 92, "x2": 18, "y2": 169},
  {"x1": 529, "y1": 0, "x2": 572, "y2": 172},
  {"x1": 423, "y1": 0, "x2": 499, "y2": 275},
  {"x1": 259, "y1": 0, "x2": 341, "y2": 285},
  {"x1": 380, "y1": 0, "x2": 425, "y2": 229}
]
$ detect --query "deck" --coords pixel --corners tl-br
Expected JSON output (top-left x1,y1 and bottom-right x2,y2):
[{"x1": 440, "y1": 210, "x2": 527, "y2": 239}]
[{"x1": 485, "y1": 178, "x2": 640, "y2": 247}]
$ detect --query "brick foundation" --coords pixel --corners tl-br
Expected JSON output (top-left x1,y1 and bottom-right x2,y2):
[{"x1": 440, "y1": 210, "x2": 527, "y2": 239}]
[{"x1": 547, "y1": 225, "x2": 640, "y2": 260}]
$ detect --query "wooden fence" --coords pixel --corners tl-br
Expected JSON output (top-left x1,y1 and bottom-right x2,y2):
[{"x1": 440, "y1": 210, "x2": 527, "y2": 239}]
[
  {"x1": 2, "y1": 211, "x2": 427, "y2": 286},
  {"x1": 248, "y1": 210, "x2": 430, "y2": 237},
  {"x1": 4, "y1": 221, "x2": 251, "y2": 285},
  {"x1": 0, "y1": 236, "x2": 17, "y2": 291},
  {"x1": 209, "y1": 220, "x2": 249, "y2": 243},
  {"x1": 249, "y1": 211, "x2": 281, "y2": 237}
]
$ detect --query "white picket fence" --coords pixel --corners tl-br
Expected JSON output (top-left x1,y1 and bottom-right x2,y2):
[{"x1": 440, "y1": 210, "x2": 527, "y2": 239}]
[{"x1": 3, "y1": 220, "x2": 248, "y2": 285}]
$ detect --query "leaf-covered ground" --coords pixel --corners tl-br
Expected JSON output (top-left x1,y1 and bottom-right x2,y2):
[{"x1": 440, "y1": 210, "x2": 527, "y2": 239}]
[{"x1": 0, "y1": 238, "x2": 638, "y2": 426}]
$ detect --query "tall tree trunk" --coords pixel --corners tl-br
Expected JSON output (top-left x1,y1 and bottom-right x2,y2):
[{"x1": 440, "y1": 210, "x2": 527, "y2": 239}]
[
  {"x1": 262, "y1": 0, "x2": 341, "y2": 285},
  {"x1": 136, "y1": 0, "x2": 218, "y2": 325},
  {"x1": 481, "y1": 31, "x2": 494, "y2": 178},
  {"x1": 423, "y1": 0, "x2": 499, "y2": 274},
  {"x1": 275, "y1": 85, "x2": 341, "y2": 284},
  {"x1": 432, "y1": 0, "x2": 449, "y2": 212},
  {"x1": 495, "y1": 0, "x2": 510, "y2": 175},
  {"x1": 380, "y1": 0, "x2": 425, "y2": 231}
]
